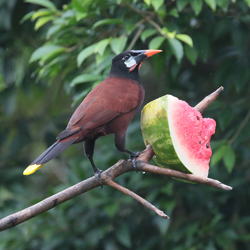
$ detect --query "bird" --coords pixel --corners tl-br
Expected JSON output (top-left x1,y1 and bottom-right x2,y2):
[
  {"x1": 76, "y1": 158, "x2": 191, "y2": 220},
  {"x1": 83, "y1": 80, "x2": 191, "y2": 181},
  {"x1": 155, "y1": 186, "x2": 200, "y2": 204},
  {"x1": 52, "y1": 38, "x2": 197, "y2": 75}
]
[{"x1": 23, "y1": 49, "x2": 162, "y2": 180}]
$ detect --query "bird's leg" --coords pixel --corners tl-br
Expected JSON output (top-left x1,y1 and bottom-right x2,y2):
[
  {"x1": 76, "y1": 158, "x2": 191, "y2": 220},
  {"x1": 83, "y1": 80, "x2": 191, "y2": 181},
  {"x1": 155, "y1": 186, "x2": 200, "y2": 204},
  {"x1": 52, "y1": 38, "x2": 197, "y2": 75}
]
[
  {"x1": 125, "y1": 150, "x2": 140, "y2": 172},
  {"x1": 84, "y1": 139, "x2": 102, "y2": 182},
  {"x1": 115, "y1": 134, "x2": 140, "y2": 171}
]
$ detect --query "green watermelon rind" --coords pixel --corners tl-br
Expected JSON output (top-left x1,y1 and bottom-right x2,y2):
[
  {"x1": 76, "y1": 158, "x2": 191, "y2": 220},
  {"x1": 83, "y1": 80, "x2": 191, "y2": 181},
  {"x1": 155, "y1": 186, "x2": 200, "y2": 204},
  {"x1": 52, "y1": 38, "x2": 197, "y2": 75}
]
[{"x1": 141, "y1": 95, "x2": 192, "y2": 174}]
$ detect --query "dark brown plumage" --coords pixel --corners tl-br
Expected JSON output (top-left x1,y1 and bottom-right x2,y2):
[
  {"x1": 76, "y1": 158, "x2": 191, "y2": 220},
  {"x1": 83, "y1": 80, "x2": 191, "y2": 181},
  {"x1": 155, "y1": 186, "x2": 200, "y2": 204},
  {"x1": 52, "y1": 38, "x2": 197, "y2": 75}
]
[{"x1": 24, "y1": 49, "x2": 162, "y2": 179}]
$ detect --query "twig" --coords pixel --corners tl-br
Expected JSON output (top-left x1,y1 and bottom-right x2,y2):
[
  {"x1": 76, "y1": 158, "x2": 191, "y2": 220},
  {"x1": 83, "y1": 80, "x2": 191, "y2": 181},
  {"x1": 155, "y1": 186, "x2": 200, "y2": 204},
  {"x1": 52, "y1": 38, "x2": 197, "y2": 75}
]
[
  {"x1": 127, "y1": 25, "x2": 145, "y2": 50},
  {"x1": 194, "y1": 86, "x2": 224, "y2": 114},
  {"x1": 137, "y1": 154, "x2": 232, "y2": 191},
  {"x1": 106, "y1": 180, "x2": 169, "y2": 219},
  {"x1": 229, "y1": 109, "x2": 250, "y2": 145},
  {"x1": 0, "y1": 86, "x2": 230, "y2": 231}
]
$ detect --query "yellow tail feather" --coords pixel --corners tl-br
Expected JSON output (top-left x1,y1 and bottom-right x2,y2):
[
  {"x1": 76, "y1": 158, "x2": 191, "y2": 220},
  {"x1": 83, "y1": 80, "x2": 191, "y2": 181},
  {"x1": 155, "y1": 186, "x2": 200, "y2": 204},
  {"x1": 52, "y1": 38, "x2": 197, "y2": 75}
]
[{"x1": 23, "y1": 164, "x2": 44, "y2": 175}]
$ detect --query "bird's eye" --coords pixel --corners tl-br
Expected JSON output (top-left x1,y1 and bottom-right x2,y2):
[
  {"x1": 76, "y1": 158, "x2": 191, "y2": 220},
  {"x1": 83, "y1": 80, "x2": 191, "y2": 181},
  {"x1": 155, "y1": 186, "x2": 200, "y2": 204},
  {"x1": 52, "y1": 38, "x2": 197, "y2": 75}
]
[{"x1": 123, "y1": 55, "x2": 130, "y2": 61}]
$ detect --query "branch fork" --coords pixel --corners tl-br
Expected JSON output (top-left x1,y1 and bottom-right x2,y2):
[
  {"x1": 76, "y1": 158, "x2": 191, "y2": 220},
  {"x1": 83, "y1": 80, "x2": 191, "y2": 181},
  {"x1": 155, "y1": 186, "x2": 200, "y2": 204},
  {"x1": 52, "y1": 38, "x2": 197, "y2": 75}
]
[{"x1": 0, "y1": 86, "x2": 231, "y2": 232}]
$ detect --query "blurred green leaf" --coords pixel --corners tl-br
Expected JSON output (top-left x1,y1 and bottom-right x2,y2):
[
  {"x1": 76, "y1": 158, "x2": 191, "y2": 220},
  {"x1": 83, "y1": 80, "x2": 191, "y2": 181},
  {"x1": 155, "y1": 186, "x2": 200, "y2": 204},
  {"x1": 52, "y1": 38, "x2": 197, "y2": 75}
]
[
  {"x1": 190, "y1": 0, "x2": 203, "y2": 15},
  {"x1": 34, "y1": 16, "x2": 53, "y2": 30},
  {"x1": 77, "y1": 44, "x2": 96, "y2": 67},
  {"x1": 169, "y1": 8, "x2": 179, "y2": 17},
  {"x1": 176, "y1": 34, "x2": 193, "y2": 47},
  {"x1": 151, "y1": 0, "x2": 164, "y2": 10},
  {"x1": 20, "y1": 11, "x2": 35, "y2": 23},
  {"x1": 111, "y1": 37, "x2": 127, "y2": 54},
  {"x1": 29, "y1": 45, "x2": 66, "y2": 62},
  {"x1": 184, "y1": 44, "x2": 198, "y2": 65},
  {"x1": 0, "y1": 75, "x2": 6, "y2": 92},
  {"x1": 95, "y1": 39, "x2": 110, "y2": 56},
  {"x1": 176, "y1": 0, "x2": 189, "y2": 11},
  {"x1": 211, "y1": 145, "x2": 227, "y2": 166},
  {"x1": 149, "y1": 36, "x2": 165, "y2": 49},
  {"x1": 144, "y1": 0, "x2": 151, "y2": 6},
  {"x1": 223, "y1": 145, "x2": 235, "y2": 172},
  {"x1": 193, "y1": 33, "x2": 210, "y2": 62},
  {"x1": 115, "y1": 224, "x2": 132, "y2": 248},
  {"x1": 141, "y1": 29, "x2": 157, "y2": 42},
  {"x1": 204, "y1": 0, "x2": 216, "y2": 11},
  {"x1": 25, "y1": 0, "x2": 57, "y2": 11},
  {"x1": 218, "y1": 107, "x2": 234, "y2": 131},
  {"x1": 217, "y1": 0, "x2": 229, "y2": 11},
  {"x1": 245, "y1": 0, "x2": 250, "y2": 7},
  {"x1": 93, "y1": 19, "x2": 124, "y2": 29},
  {"x1": 231, "y1": 21, "x2": 248, "y2": 51},
  {"x1": 31, "y1": 9, "x2": 53, "y2": 20},
  {"x1": 70, "y1": 74, "x2": 103, "y2": 86},
  {"x1": 168, "y1": 38, "x2": 184, "y2": 63}
]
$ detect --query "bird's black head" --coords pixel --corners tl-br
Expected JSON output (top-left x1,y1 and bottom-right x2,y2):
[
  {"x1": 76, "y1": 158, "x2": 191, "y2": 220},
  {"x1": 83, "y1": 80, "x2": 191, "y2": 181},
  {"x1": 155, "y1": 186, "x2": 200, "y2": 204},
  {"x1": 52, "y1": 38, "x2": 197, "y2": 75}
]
[{"x1": 108, "y1": 50, "x2": 162, "y2": 81}]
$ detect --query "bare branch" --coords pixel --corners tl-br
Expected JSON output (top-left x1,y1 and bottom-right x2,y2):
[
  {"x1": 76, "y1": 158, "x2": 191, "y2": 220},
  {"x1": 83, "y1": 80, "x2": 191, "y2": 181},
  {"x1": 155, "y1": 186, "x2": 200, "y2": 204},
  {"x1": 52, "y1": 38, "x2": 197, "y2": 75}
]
[
  {"x1": 106, "y1": 180, "x2": 169, "y2": 219},
  {"x1": 136, "y1": 151, "x2": 232, "y2": 191},
  {"x1": 0, "y1": 176, "x2": 101, "y2": 231},
  {"x1": 0, "y1": 86, "x2": 230, "y2": 231}
]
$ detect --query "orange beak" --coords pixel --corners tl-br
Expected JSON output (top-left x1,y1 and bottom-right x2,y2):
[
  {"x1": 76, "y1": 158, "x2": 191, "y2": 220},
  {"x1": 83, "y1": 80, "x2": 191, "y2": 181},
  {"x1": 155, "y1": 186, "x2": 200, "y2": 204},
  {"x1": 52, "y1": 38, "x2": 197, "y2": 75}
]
[{"x1": 144, "y1": 50, "x2": 162, "y2": 58}]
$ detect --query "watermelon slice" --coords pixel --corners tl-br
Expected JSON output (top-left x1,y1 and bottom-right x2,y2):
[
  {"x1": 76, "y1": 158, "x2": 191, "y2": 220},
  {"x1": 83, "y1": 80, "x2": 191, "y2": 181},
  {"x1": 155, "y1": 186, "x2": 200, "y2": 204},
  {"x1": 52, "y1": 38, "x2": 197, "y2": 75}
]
[{"x1": 141, "y1": 95, "x2": 216, "y2": 178}]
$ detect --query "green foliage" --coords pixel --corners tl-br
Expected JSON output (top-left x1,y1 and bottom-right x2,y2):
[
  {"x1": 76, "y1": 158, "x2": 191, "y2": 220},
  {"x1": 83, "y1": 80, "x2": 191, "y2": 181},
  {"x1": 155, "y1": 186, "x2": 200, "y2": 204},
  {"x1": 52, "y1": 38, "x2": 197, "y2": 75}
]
[{"x1": 1, "y1": 0, "x2": 250, "y2": 249}]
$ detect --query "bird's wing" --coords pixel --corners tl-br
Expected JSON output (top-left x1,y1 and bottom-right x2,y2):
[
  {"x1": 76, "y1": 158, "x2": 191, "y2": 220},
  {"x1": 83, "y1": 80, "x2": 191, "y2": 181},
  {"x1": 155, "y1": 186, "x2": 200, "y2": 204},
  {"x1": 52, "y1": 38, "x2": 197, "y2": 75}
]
[{"x1": 67, "y1": 78, "x2": 142, "y2": 130}]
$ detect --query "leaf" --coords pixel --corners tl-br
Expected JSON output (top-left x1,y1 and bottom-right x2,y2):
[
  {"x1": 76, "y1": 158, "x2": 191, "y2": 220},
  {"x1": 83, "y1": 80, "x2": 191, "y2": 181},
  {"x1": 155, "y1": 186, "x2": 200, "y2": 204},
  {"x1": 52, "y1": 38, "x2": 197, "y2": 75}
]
[
  {"x1": 115, "y1": 224, "x2": 132, "y2": 248},
  {"x1": 169, "y1": 8, "x2": 179, "y2": 18},
  {"x1": 223, "y1": 145, "x2": 235, "y2": 173},
  {"x1": 46, "y1": 25, "x2": 61, "y2": 39},
  {"x1": 31, "y1": 9, "x2": 53, "y2": 20},
  {"x1": 231, "y1": 21, "x2": 248, "y2": 51},
  {"x1": 20, "y1": 11, "x2": 35, "y2": 24},
  {"x1": 93, "y1": 19, "x2": 124, "y2": 29},
  {"x1": 210, "y1": 145, "x2": 227, "y2": 166},
  {"x1": 162, "y1": 27, "x2": 176, "y2": 38},
  {"x1": 141, "y1": 29, "x2": 157, "y2": 42},
  {"x1": 25, "y1": 0, "x2": 57, "y2": 11},
  {"x1": 75, "y1": 11, "x2": 87, "y2": 21},
  {"x1": 217, "y1": 0, "x2": 229, "y2": 11},
  {"x1": 245, "y1": 0, "x2": 250, "y2": 7},
  {"x1": 176, "y1": 0, "x2": 189, "y2": 11},
  {"x1": 184, "y1": 45, "x2": 198, "y2": 65},
  {"x1": 144, "y1": 0, "x2": 151, "y2": 5},
  {"x1": 77, "y1": 44, "x2": 96, "y2": 67},
  {"x1": 29, "y1": 45, "x2": 66, "y2": 63},
  {"x1": 149, "y1": 36, "x2": 165, "y2": 50},
  {"x1": 110, "y1": 37, "x2": 127, "y2": 54},
  {"x1": 34, "y1": 16, "x2": 54, "y2": 30},
  {"x1": 151, "y1": 0, "x2": 164, "y2": 10},
  {"x1": 218, "y1": 107, "x2": 234, "y2": 131},
  {"x1": 176, "y1": 34, "x2": 193, "y2": 47},
  {"x1": 190, "y1": 0, "x2": 203, "y2": 15},
  {"x1": 95, "y1": 39, "x2": 110, "y2": 56},
  {"x1": 168, "y1": 38, "x2": 184, "y2": 63},
  {"x1": 70, "y1": 74, "x2": 103, "y2": 86},
  {"x1": 193, "y1": 33, "x2": 210, "y2": 62},
  {"x1": 204, "y1": 0, "x2": 216, "y2": 11}
]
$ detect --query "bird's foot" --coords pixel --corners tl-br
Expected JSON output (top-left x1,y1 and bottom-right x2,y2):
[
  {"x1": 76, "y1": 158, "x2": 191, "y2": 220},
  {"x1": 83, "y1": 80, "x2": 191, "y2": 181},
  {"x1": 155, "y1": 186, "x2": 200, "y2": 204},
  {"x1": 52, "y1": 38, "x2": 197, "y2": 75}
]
[
  {"x1": 129, "y1": 151, "x2": 140, "y2": 172},
  {"x1": 93, "y1": 168, "x2": 103, "y2": 188}
]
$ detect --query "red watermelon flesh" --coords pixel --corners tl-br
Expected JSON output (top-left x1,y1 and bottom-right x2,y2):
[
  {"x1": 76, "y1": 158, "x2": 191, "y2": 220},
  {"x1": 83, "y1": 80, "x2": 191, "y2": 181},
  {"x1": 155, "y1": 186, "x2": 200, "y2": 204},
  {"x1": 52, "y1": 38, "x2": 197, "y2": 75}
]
[
  {"x1": 141, "y1": 95, "x2": 216, "y2": 178},
  {"x1": 169, "y1": 97, "x2": 216, "y2": 176}
]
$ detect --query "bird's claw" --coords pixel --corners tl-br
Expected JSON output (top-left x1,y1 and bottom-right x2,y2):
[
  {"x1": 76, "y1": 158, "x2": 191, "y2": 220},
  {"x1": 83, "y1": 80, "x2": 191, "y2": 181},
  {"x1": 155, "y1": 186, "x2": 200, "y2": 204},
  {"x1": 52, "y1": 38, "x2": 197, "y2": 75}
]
[
  {"x1": 129, "y1": 151, "x2": 140, "y2": 172},
  {"x1": 94, "y1": 168, "x2": 103, "y2": 188}
]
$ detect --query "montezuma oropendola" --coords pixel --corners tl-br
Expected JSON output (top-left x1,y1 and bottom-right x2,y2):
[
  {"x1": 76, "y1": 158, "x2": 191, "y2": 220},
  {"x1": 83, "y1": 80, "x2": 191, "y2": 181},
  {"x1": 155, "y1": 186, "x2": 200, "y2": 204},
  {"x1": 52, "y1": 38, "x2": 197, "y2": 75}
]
[{"x1": 23, "y1": 49, "x2": 162, "y2": 180}]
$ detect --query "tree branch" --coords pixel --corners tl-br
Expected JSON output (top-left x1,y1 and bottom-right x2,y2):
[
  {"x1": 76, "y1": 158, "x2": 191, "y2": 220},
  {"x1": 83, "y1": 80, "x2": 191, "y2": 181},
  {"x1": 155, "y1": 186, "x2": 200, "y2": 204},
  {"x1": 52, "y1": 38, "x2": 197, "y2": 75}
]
[{"x1": 0, "y1": 86, "x2": 231, "y2": 231}]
